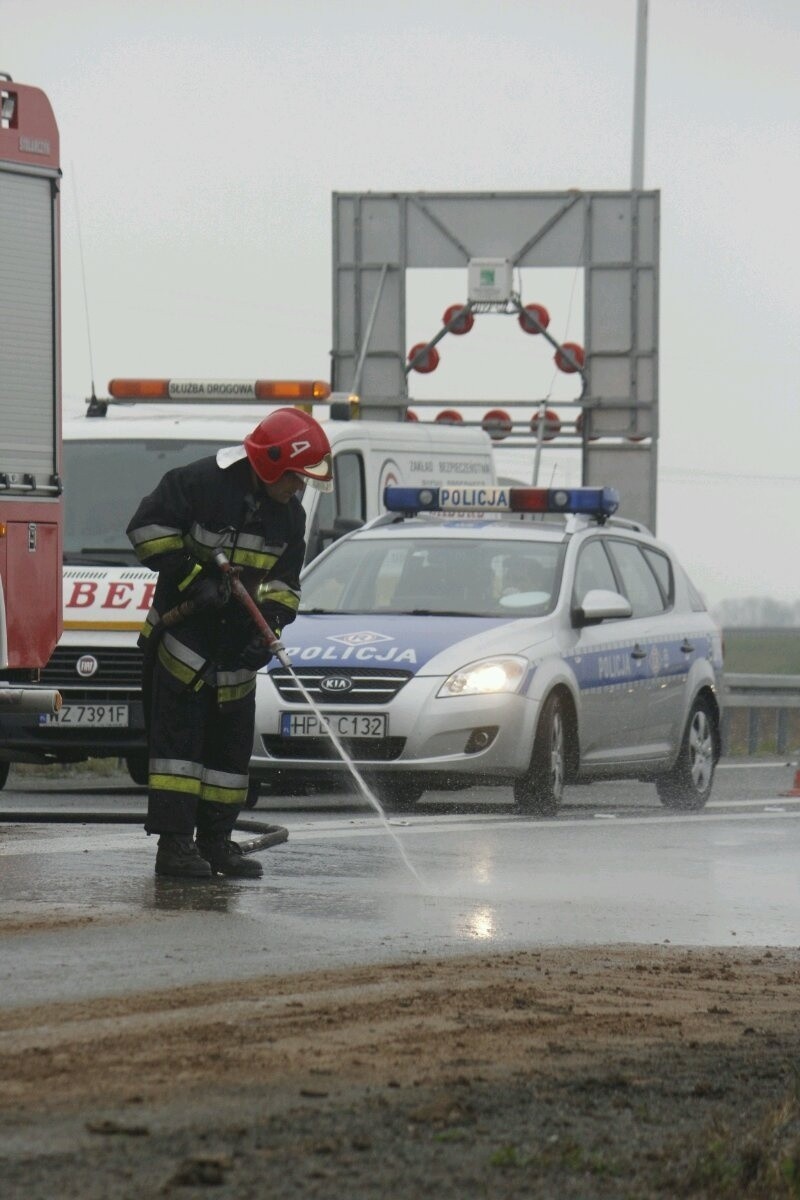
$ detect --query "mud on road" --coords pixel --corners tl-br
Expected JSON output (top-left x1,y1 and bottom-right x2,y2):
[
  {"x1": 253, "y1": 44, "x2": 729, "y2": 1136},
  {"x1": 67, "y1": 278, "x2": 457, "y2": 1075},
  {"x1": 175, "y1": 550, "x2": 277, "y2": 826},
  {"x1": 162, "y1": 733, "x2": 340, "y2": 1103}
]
[{"x1": 2, "y1": 945, "x2": 800, "y2": 1198}]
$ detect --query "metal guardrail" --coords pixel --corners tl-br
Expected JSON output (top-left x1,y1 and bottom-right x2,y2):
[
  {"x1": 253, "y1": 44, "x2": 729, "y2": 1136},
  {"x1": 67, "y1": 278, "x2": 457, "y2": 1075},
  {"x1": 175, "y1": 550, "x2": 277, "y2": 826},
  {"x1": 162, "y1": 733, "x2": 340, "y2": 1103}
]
[
  {"x1": 721, "y1": 674, "x2": 800, "y2": 755},
  {"x1": 723, "y1": 673, "x2": 800, "y2": 707}
]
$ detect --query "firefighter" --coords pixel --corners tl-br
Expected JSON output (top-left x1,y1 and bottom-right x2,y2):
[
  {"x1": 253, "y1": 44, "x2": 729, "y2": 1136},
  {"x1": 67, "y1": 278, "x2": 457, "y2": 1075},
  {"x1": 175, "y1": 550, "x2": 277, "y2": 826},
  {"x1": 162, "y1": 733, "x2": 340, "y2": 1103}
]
[{"x1": 126, "y1": 407, "x2": 333, "y2": 879}]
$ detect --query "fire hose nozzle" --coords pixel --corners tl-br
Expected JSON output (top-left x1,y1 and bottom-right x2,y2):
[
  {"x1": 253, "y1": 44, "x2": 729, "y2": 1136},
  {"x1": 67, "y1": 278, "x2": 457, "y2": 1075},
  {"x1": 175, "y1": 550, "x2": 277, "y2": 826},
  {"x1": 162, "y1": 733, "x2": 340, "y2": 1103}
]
[{"x1": 271, "y1": 642, "x2": 292, "y2": 669}]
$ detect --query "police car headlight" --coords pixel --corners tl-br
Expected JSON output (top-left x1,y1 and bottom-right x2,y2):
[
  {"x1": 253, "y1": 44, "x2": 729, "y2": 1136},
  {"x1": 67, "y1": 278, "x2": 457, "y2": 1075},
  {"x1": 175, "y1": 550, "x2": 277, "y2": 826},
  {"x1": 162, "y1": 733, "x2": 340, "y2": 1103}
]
[{"x1": 437, "y1": 656, "x2": 527, "y2": 697}]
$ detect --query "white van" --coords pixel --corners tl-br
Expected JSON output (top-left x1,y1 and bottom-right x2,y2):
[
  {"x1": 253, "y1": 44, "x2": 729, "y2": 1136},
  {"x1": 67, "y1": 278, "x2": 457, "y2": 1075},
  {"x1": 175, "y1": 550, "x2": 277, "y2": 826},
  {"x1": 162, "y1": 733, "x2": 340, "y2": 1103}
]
[{"x1": 1, "y1": 391, "x2": 495, "y2": 785}]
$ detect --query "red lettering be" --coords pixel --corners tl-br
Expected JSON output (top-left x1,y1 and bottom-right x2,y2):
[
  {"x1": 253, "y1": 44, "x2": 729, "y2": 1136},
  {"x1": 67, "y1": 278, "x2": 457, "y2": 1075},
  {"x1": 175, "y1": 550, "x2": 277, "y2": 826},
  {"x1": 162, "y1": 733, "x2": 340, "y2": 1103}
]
[
  {"x1": 67, "y1": 581, "x2": 98, "y2": 608},
  {"x1": 102, "y1": 582, "x2": 134, "y2": 609}
]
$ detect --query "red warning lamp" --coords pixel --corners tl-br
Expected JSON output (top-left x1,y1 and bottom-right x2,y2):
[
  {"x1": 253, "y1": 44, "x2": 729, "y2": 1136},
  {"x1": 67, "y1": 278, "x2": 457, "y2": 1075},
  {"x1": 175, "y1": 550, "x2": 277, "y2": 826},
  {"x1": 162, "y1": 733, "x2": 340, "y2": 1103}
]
[
  {"x1": 518, "y1": 303, "x2": 551, "y2": 335},
  {"x1": 530, "y1": 409, "x2": 561, "y2": 441},
  {"x1": 435, "y1": 409, "x2": 463, "y2": 424},
  {"x1": 554, "y1": 342, "x2": 585, "y2": 374},
  {"x1": 442, "y1": 304, "x2": 474, "y2": 335},
  {"x1": 481, "y1": 409, "x2": 513, "y2": 441},
  {"x1": 407, "y1": 343, "x2": 440, "y2": 374},
  {"x1": 405, "y1": 408, "x2": 419, "y2": 421}
]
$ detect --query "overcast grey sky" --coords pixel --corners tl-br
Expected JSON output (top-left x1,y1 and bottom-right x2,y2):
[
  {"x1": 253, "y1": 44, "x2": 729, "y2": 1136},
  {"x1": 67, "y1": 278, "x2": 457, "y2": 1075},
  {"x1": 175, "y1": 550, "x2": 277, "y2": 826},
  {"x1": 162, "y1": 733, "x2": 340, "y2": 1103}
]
[{"x1": 3, "y1": 0, "x2": 798, "y2": 606}]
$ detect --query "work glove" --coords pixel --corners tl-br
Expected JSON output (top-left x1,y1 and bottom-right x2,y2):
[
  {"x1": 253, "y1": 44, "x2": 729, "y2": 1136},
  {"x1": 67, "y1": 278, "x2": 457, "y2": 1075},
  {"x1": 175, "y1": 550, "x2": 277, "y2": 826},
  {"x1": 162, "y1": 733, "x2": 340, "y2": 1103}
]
[
  {"x1": 183, "y1": 569, "x2": 232, "y2": 612},
  {"x1": 238, "y1": 636, "x2": 274, "y2": 671}
]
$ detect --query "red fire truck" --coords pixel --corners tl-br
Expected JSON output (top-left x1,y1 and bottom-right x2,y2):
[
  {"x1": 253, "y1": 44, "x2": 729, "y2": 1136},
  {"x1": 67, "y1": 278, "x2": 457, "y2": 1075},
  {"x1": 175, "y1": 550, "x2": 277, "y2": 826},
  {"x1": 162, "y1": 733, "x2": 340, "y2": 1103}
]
[{"x1": 0, "y1": 73, "x2": 63, "y2": 784}]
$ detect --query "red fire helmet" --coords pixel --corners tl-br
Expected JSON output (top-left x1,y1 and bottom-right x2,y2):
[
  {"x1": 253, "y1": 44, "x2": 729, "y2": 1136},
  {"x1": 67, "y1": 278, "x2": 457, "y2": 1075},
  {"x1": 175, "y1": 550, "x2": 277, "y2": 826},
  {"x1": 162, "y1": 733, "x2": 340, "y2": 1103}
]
[{"x1": 244, "y1": 408, "x2": 333, "y2": 491}]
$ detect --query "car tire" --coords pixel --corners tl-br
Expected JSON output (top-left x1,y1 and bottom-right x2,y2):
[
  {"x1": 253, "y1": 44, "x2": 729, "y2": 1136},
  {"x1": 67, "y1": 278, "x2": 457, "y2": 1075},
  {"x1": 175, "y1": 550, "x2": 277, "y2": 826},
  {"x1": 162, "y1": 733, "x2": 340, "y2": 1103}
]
[
  {"x1": 514, "y1": 691, "x2": 566, "y2": 817},
  {"x1": 375, "y1": 778, "x2": 425, "y2": 813},
  {"x1": 245, "y1": 779, "x2": 309, "y2": 806},
  {"x1": 0, "y1": 760, "x2": 9, "y2": 790},
  {"x1": 656, "y1": 695, "x2": 717, "y2": 811},
  {"x1": 125, "y1": 753, "x2": 149, "y2": 787}
]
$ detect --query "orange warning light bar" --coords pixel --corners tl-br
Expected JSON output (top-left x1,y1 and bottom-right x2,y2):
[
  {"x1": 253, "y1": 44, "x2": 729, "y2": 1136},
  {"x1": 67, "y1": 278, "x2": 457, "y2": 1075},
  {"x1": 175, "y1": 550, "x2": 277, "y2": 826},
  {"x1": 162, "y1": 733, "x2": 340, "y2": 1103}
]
[
  {"x1": 107, "y1": 379, "x2": 332, "y2": 402},
  {"x1": 108, "y1": 379, "x2": 170, "y2": 399}
]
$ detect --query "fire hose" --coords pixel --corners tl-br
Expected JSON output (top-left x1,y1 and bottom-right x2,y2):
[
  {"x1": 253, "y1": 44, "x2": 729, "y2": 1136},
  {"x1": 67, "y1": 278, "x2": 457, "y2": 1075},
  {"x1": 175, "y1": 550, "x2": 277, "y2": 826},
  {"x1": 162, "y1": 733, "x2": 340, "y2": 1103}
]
[
  {"x1": 212, "y1": 548, "x2": 293, "y2": 669},
  {"x1": 0, "y1": 808, "x2": 288, "y2": 853},
  {"x1": 160, "y1": 548, "x2": 292, "y2": 668}
]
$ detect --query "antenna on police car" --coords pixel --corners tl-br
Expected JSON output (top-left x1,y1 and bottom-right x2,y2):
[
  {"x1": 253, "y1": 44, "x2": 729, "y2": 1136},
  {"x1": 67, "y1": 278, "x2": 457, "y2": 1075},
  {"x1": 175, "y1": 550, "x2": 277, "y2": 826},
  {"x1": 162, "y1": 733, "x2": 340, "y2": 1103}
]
[{"x1": 71, "y1": 164, "x2": 98, "y2": 406}]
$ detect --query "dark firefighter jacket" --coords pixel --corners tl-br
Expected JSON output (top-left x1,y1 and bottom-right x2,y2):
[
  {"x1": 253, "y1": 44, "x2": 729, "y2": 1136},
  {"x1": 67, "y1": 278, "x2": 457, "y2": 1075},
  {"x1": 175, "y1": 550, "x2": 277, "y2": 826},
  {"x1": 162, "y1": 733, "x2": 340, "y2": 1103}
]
[{"x1": 126, "y1": 455, "x2": 305, "y2": 701}]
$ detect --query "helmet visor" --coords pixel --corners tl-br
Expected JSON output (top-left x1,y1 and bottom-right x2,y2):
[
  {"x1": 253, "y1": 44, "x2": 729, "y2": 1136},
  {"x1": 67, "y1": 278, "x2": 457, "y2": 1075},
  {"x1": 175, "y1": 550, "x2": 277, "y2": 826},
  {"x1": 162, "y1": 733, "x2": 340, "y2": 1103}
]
[{"x1": 297, "y1": 453, "x2": 334, "y2": 492}]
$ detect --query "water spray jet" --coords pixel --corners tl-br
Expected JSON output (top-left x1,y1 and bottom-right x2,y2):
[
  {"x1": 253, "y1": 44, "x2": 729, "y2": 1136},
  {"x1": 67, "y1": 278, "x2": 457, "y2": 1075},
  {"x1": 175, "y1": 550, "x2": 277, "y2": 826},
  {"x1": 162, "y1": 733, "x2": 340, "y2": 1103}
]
[{"x1": 213, "y1": 551, "x2": 422, "y2": 883}]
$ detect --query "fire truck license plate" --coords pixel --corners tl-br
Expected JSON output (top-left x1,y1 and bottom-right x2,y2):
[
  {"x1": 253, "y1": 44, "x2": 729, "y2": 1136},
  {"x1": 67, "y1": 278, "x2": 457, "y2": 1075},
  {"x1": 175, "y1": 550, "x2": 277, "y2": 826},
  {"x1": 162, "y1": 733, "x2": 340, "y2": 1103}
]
[
  {"x1": 280, "y1": 712, "x2": 387, "y2": 739},
  {"x1": 41, "y1": 704, "x2": 129, "y2": 728}
]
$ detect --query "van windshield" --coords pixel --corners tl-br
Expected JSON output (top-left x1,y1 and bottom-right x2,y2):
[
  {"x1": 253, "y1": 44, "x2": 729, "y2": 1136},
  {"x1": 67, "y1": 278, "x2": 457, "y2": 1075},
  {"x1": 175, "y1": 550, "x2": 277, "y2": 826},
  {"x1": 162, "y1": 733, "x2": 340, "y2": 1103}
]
[{"x1": 63, "y1": 439, "x2": 230, "y2": 565}]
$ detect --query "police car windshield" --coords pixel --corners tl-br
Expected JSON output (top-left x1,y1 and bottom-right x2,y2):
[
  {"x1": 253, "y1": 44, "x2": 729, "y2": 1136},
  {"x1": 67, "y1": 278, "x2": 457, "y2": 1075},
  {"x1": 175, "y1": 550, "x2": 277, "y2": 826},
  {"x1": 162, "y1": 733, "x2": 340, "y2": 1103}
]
[
  {"x1": 301, "y1": 536, "x2": 563, "y2": 617},
  {"x1": 62, "y1": 439, "x2": 226, "y2": 563}
]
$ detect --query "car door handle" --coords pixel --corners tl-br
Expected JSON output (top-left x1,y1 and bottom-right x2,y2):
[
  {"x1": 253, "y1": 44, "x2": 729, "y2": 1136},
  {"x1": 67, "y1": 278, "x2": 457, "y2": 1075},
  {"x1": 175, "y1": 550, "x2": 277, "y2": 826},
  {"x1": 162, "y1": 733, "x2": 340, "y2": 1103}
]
[
  {"x1": 680, "y1": 639, "x2": 695, "y2": 654},
  {"x1": 631, "y1": 644, "x2": 647, "y2": 660}
]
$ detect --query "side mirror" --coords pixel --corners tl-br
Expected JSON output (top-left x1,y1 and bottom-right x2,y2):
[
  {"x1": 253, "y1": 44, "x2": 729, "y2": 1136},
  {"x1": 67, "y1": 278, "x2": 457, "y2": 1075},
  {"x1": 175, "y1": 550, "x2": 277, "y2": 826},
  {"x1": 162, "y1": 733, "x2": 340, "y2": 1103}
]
[{"x1": 573, "y1": 588, "x2": 632, "y2": 627}]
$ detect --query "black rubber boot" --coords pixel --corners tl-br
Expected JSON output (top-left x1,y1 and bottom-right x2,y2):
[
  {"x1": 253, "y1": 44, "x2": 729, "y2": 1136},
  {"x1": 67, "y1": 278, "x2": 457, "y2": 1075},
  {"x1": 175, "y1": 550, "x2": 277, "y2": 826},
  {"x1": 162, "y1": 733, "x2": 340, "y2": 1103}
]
[
  {"x1": 196, "y1": 835, "x2": 263, "y2": 878},
  {"x1": 155, "y1": 833, "x2": 212, "y2": 879}
]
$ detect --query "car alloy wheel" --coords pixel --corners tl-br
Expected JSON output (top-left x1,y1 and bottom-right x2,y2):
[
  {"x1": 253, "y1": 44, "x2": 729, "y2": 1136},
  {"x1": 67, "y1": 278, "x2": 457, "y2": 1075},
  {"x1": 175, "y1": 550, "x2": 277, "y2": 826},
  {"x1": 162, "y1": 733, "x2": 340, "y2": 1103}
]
[{"x1": 514, "y1": 691, "x2": 566, "y2": 817}]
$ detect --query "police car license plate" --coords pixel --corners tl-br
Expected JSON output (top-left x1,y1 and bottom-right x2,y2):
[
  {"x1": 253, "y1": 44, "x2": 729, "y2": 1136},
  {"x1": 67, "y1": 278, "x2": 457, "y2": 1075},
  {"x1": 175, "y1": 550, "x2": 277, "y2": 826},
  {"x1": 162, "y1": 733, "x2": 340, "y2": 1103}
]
[
  {"x1": 41, "y1": 704, "x2": 129, "y2": 728},
  {"x1": 280, "y1": 712, "x2": 387, "y2": 739}
]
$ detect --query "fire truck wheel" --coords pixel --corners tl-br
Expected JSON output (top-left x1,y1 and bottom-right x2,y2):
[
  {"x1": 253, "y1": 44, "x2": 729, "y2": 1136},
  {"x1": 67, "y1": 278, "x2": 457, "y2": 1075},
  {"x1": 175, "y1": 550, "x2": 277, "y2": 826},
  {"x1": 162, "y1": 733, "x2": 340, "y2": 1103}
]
[
  {"x1": 0, "y1": 761, "x2": 9, "y2": 790},
  {"x1": 125, "y1": 753, "x2": 149, "y2": 787}
]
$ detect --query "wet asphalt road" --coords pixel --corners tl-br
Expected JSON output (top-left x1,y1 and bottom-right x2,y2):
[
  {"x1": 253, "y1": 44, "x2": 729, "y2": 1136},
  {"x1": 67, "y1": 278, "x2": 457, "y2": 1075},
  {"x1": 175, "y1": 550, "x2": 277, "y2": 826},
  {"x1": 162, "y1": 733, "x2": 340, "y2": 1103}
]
[{"x1": 1, "y1": 760, "x2": 798, "y2": 1008}]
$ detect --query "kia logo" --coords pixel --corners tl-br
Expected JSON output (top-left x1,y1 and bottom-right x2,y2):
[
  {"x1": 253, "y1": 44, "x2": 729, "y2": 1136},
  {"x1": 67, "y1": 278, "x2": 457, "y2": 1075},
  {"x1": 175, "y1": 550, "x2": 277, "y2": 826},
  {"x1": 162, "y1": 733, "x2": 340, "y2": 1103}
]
[
  {"x1": 320, "y1": 675, "x2": 352, "y2": 694},
  {"x1": 76, "y1": 655, "x2": 99, "y2": 678}
]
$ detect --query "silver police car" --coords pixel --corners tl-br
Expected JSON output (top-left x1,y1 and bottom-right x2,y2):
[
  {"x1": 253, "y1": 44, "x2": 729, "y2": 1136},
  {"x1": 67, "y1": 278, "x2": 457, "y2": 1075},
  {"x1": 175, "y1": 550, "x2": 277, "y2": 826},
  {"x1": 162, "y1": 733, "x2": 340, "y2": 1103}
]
[{"x1": 249, "y1": 485, "x2": 723, "y2": 813}]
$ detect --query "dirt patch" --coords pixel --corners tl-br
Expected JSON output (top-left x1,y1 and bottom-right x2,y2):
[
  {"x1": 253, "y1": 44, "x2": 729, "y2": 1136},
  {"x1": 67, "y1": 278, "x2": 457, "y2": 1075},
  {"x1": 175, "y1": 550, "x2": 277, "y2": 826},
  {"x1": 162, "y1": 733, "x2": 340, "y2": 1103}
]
[
  {"x1": 1, "y1": 945, "x2": 799, "y2": 1198},
  {"x1": 0, "y1": 912, "x2": 133, "y2": 935}
]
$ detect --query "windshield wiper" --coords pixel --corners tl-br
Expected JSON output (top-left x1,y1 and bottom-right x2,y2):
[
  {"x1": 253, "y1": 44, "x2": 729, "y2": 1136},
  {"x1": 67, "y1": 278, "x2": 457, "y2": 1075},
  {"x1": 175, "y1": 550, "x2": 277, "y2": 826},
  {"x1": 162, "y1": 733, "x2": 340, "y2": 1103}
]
[
  {"x1": 399, "y1": 609, "x2": 481, "y2": 617},
  {"x1": 300, "y1": 607, "x2": 369, "y2": 615},
  {"x1": 300, "y1": 606, "x2": 485, "y2": 617}
]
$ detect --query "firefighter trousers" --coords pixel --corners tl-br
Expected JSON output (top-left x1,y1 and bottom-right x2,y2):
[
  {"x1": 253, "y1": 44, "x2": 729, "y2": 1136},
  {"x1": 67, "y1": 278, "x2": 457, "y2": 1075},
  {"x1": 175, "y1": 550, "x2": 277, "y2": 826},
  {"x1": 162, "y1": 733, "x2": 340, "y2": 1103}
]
[{"x1": 144, "y1": 656, "x2": 255, "y2": 837}]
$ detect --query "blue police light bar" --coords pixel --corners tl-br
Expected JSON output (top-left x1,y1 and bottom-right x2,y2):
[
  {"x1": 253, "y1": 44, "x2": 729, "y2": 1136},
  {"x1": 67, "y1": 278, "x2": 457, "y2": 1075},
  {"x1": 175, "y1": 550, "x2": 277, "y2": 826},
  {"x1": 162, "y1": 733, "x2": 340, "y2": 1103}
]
[{"x1": 384, "y1": 485, "x2": 619, "y2": 517}]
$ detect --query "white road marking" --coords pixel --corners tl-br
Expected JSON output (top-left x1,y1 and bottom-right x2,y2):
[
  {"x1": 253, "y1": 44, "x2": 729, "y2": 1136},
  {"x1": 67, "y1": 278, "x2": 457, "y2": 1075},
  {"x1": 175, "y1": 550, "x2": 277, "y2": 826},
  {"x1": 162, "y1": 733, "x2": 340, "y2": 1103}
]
[
  {"x1": 708, "y1": 796, "x2": 800, "y2": 808},
  {"x1": 717, "y1": 761, "x2": 790, "y2": 769},
  {"x1": 282, "y1": 807, "x2": 800, "y2": 841}
]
